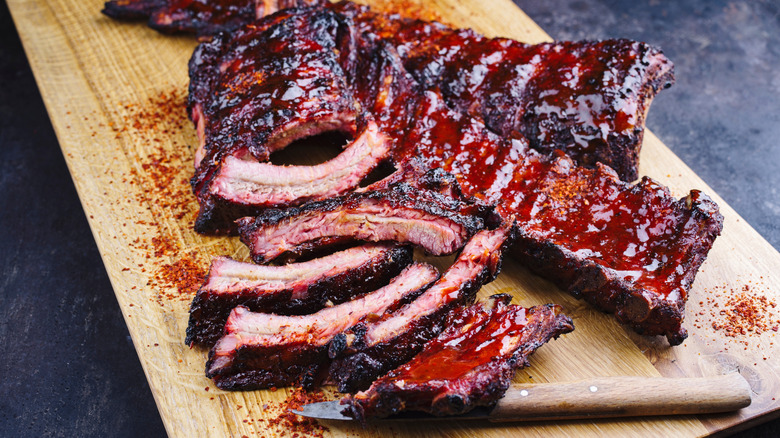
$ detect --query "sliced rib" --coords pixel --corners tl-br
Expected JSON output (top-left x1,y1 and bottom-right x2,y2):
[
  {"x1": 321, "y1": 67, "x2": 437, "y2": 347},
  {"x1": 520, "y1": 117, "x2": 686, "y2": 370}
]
[
  {"x1": 185, "y1": 243, "x2": 412, "y2": 347},
  {"x1": 205, "y1": 262, "x2": 439, "y2": 390},
  {"x1": 197, "y1": 120, "x2": 391, "y2": 232},
  {"x1": 328, "y1": 226, "x2": 514, "y2": 393},
  {"x1": 342, "y1": 295, "x2": 574, "y2": 420},
  {"x1": 102, "y1": 0, "x2": 322, "y2": 37},
  {"x1": 236, "y1": 182, "x2": 485, "y2": 264}
]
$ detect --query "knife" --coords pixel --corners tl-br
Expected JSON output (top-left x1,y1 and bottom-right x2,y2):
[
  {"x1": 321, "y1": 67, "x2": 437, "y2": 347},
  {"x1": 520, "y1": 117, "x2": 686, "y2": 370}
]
[{"x1": 292, "y1": 373, "x2": 751, "y2": 421}]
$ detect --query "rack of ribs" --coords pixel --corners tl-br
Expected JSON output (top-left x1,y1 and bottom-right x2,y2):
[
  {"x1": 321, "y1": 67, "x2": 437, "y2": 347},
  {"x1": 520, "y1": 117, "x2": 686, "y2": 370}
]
[
  {"x1": 337, "y1": 1, "x2": 674, "y2": 181},
  {"x1": 105, "y1": 1, "x2": 672, "y2": 180},
  {"x1": 180, "y1": 4, "x2": 720, "y2": 346}
]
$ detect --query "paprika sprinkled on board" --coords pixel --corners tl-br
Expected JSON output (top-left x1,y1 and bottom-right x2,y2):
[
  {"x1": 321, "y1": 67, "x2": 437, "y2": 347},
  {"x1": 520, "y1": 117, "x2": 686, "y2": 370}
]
[
  {"x1": 238, "y1": 388, "x2": 332, "y2": 437},
  {"x1": 713, "y1": 289, "x2": 778, "y2": 337},
  {"x1": 110, "y1": 86, "x2": 208, "y2": 306},
  {"x1": 691, "y1": 277, "x2": 780, "y2": 349}
]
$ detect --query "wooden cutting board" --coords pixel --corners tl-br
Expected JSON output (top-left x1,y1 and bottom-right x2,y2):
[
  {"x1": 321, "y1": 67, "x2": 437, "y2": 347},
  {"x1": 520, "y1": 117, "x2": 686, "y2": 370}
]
[{"x1": 7, "y1": 0, "x2": 780, "y2": 436}]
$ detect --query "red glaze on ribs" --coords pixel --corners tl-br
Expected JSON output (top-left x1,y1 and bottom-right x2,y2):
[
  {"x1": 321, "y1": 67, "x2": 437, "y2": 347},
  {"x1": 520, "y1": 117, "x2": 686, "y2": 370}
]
[
  {"x1": 236, "y1": 181, "x2": 486, "y2": 264},
  {"x1": 341, "y1": 294, "x2": 574, "y2": 420},
  {"x1": 179, "y1": 5, "x2": 717, "y2": 344},
  {"x1": 328, "y1": 226, "x2": 514, "y2": 393},
  {"x1": 416, "y1": 37, "x2": 673, "y2": 182},
  {"x1": 185, "y1": 243, "x2": 413, "y2": 347},
  {"x1": 346, "y1": 38, "x2": 717, "y2": 344},
  {"x1": 205, "y1": 262, "x2": 439, "y2": 390},
  {"x1": 186, "y1": 3, "x2": 675, "y2": 233},
  {"x1": 335, "y1": 1, "x2": 674, "y2": 181},
  {"x1": 188, "y1": 6, "x2": 361, "y2": 233}
]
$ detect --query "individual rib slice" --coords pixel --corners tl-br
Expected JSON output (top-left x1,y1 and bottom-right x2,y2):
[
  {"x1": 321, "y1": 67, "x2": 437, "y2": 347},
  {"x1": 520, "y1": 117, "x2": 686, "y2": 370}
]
[
  {"x1": 185, "y1": 243, "x2": 412, "y2": 347},
  {"x1": 341, "y1": 295, "x2": 574, "y2": 420},
  {"x1": 328, "y1": 226, "x2": 514, "y2": 393},
  {"x1": 194, "y1": 120, "x2": 392, "y2": 234},
  {"x1": 237, "y1": 182, "x2": 485, "y2": 264},
  {"x1": 210, "y1": 121, "x2": 389, "y2": 207},
  {"x1": 102, "y1": 0, "x2": 322, "y2": 37},
  {"x1": 205, "y1": 262, "x2": 439, "y2": 390}
]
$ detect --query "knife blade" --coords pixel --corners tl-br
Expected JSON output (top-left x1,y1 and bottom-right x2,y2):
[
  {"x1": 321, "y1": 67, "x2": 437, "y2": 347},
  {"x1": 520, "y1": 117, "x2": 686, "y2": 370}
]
[{"x1": 291, "y1": 373, "x2": 751, "y2": 422}]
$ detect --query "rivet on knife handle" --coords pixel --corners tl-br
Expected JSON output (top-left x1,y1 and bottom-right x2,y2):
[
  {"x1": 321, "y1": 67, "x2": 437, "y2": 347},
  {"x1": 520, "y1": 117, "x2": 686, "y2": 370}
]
[{"x1": 489, "y1": 373, "x2": 751, "y2": 421}]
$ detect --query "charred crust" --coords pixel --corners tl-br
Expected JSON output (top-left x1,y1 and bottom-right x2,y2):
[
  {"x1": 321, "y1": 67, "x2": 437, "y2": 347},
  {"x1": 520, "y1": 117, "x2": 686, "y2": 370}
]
[
  {"x1": 328, "y1": 333, "x2": 348, "y2": 358},
  {"x1": 101, "y1": 0, "x2": 164, "y2": 20}
]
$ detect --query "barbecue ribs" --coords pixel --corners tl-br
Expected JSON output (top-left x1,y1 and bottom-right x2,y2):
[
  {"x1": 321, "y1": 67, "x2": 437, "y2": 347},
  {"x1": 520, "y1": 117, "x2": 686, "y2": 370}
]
[
  {"x1": 341, "y1": 294, "x2": 574, "y2": 420},
  {"x1": 205, "y1": 262, "x2": 438, "y2": 389},
  {"x1": 185, "y1": 243, "x2": 412, "y2": 346},
  {"x1": 182, "y1": 4, "x2": 720, "y2": 345},
  {"x1": 328, "y1": 226, "x2": 515, "y2": 392},
  {"x1": 102, "y1": 0, "x2": 322, "y2": 37}
]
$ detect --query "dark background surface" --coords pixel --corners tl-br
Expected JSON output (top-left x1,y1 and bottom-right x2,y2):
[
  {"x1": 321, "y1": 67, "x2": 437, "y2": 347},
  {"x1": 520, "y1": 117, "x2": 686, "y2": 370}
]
[{"x1": 0, "y1": 0, "x2": 777, "y2": 436}]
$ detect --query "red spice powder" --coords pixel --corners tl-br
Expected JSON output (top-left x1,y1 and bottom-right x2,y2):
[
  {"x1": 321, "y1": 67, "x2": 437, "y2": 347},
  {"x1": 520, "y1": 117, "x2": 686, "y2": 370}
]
[
  {"x1": 247, "y1": 388, "x2": 331, "y2": 438},
  {"x1": 126, "y1": 88, "x2": 197, "y2": 223},
  {"x1": 693, "y1": 280, "x2": 780, "y2": 348},
  {"x1": 712, "y1": 290, "x2": 778, "y2": 337},
  {"x1": 154, "y1": 252, "x2": 207, "y2": 299},
  {"x1": 112, "y1": 86, "x2": 207, "y2": 305},
  {"x1": 117, "y1": 88, "x2": 189, "y2": 135}
]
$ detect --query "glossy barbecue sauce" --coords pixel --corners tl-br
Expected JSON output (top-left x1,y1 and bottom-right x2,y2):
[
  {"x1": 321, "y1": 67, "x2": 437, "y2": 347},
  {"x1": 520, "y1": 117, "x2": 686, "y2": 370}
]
[
  {"x1": 393, "y1": 90, "x2": 717, "y2": 302},
  {"x1": 206, "y1": 8, "x2": 356, "y2": 165},
  {"x1": 383, "y1": 299, "x2": 529, "y2": 383},
  {"x1": 343, "y1": 13, "x2": 704, "y2": 303},
  {"x1": 343, "y1": 1, "x2": 673, "y2": 181}
]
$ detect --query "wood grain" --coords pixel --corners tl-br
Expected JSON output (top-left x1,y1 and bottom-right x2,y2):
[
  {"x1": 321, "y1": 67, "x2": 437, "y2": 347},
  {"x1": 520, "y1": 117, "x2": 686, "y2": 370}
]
[{"x1": 7, "y1": 0, "x2": 780, "y2": 436}]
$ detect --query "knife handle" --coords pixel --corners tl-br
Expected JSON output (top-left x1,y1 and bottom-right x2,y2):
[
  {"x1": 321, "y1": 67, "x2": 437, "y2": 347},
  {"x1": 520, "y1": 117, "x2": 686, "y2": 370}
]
[{"x1": 489, "y1": 373, "x2": 751, "y2": 422}]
